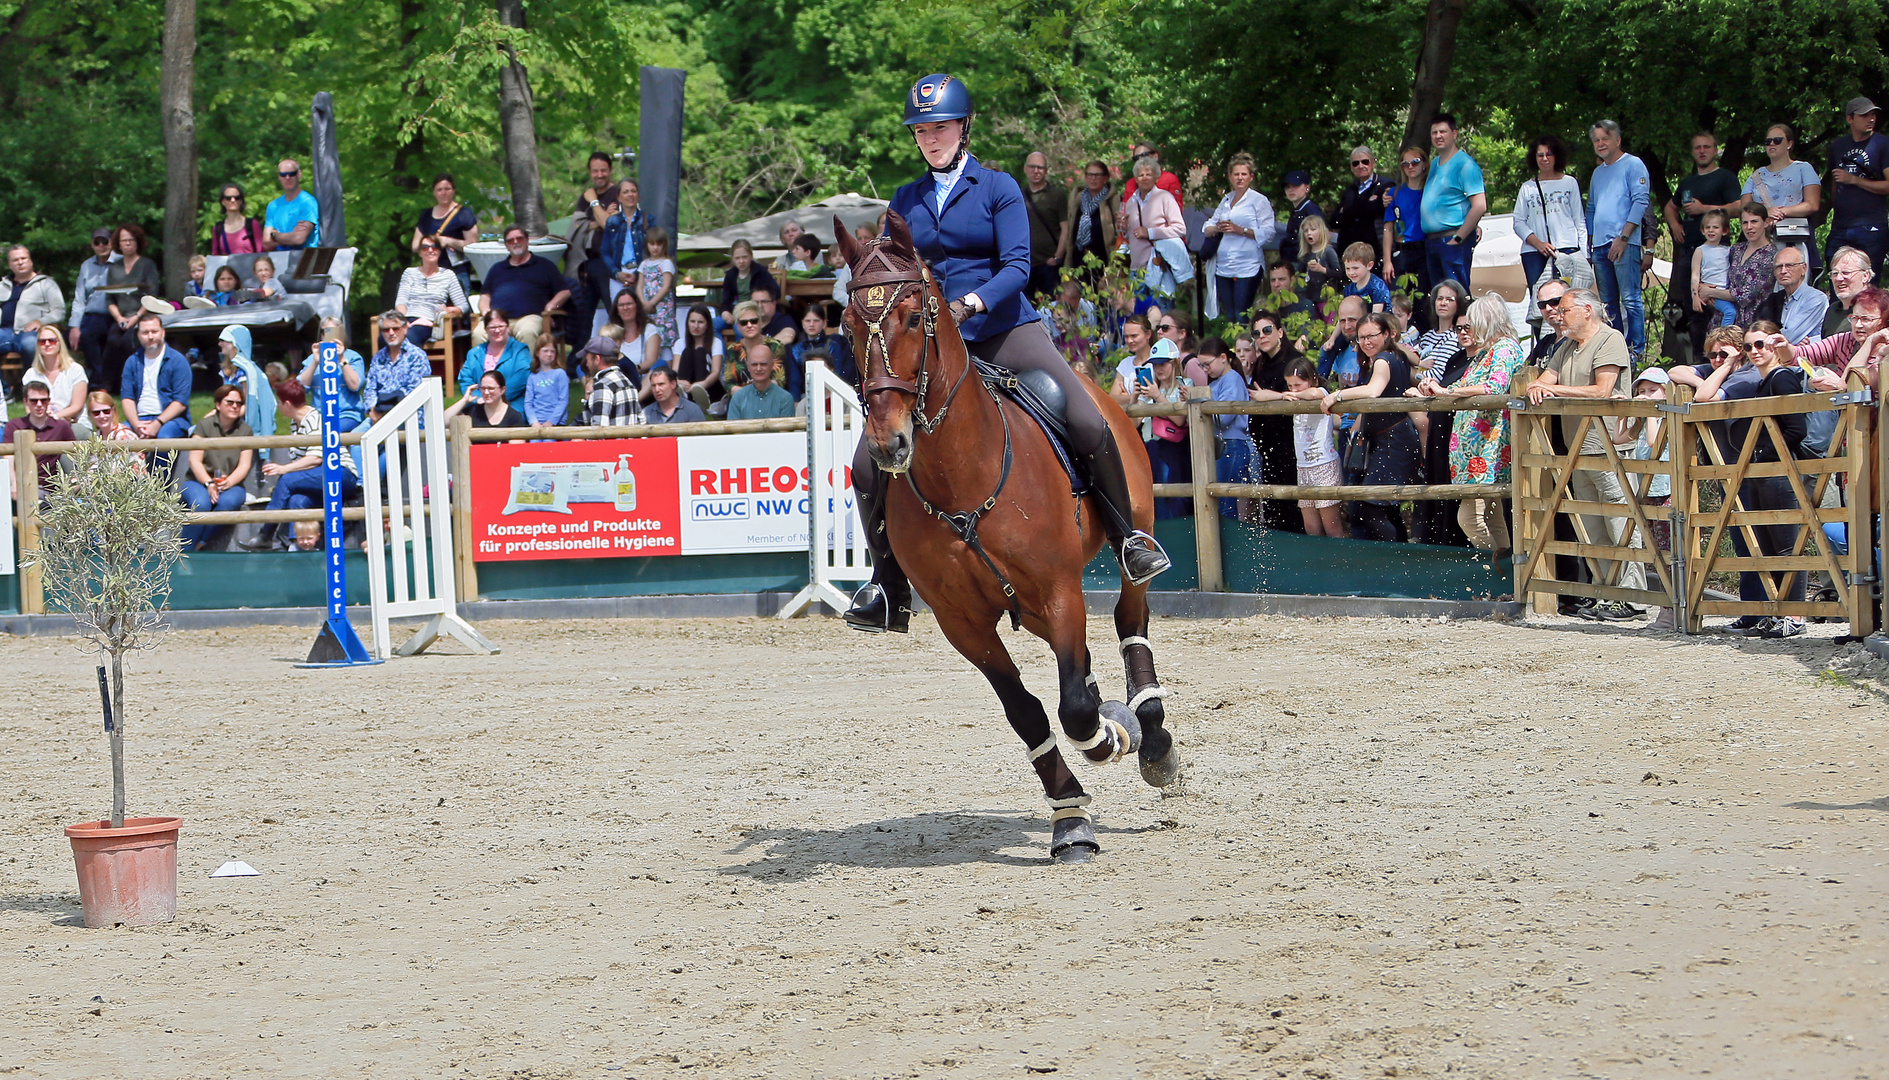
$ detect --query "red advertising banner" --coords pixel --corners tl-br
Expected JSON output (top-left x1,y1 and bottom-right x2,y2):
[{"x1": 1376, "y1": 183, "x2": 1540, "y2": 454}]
[{"x1": 469, "y1": 440, "x2": 682, "y2": 562}]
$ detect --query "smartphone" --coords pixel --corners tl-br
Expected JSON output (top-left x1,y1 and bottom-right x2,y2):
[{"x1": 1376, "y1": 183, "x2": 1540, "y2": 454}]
[{"x1": 1135, "y1": 365, "x2": 1154, "y2": 386}]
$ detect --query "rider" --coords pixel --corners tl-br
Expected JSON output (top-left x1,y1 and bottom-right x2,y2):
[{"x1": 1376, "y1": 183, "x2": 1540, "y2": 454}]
[{"x1": 844, "y1": 73, "x2": 1172, "y2": 633}]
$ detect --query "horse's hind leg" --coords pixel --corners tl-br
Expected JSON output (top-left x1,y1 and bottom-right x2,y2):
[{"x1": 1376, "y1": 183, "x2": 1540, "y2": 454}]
[
  {"x1": 1115, "y1": 581, "x2": 1181, "y2": 789},
  {"x1": 934, "y1": 609, "x2": 1099, "y2": 864}
]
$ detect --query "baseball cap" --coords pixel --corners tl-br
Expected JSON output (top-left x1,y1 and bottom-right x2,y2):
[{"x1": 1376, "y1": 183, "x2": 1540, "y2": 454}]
[
  {"x1": 1148, "y1": 338, "x2": 1181, "y2": 362},
  {"x1": 1848, "y1": 96, "x2": 1881, "y2": 116},
  {"x1": 91, "y1": 226, "x2": 112, "y2": 242},
  {"x1": 1283, "y1": 169, "x2": 1311, "y2": 188},
  {"x1": 581, "y1": 335, "x2": 620, "y2": 358},
  {"x1": 1633, "y1": 366, "x2": 1672, "y2": 388}
]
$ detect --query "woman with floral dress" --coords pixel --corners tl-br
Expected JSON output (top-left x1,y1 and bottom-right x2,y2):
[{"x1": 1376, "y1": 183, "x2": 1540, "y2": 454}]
[
  {"x1": 1727, "y1": 207, "x2": 1778, "y2": 329},
  {"x1": 1416, "y1": 291, "x2": 1525, "y2": 561}
]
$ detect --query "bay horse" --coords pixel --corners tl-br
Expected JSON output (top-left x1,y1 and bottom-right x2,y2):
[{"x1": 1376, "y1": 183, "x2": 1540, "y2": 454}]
[{"x1": 833, "y1": 212, "x2": 1180, "y2": 864}]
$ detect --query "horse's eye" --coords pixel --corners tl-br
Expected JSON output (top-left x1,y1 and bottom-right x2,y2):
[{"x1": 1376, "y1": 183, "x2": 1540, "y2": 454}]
[{"x1": 906, "y1": 312, "x2": 921, "y2": 330}]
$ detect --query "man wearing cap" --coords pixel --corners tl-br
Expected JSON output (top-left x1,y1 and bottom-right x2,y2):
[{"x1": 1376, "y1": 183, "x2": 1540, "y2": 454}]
[
  {"x1": 1279, "y1": 170, "x2": 1322, "y2": 267},
  {"x1": 1825, "y1": 97, "x2": 1889, "y2": 281},
  {"x1": 578, "y1": 337, "x2": 641, "y2": 426},
  {"x1": 69, "y1": 227, "x2": 118, "y2": 381}
]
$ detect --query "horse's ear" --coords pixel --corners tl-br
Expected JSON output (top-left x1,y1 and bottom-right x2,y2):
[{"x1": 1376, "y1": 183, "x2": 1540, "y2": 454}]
[
  {"x1": 833, "y1": 215, "x2": 862, "y2": 268},
  {"x1": 885, "y1": 210, "x2": 914, "y2": 255}
]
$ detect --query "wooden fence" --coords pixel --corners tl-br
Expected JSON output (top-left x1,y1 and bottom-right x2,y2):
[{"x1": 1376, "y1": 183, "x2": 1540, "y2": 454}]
[{"x1": 8, "y1": 378, "x2": 1884, "y2": 636}]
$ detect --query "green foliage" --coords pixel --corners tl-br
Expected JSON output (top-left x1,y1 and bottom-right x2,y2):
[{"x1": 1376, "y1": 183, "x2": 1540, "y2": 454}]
[{"x1": 29, "y1": 441, "x2": 186, "y2": 655}]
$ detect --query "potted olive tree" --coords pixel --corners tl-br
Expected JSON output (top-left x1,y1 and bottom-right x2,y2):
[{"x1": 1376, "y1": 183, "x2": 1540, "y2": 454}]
[{"x1": 29, "y1": 440, "x2": 187, "y2": 928}]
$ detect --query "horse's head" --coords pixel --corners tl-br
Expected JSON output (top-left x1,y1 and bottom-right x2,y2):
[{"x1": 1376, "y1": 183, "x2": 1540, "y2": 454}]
[{"x1": 835, "y1": 211, "x2": 946, "y2": 474}]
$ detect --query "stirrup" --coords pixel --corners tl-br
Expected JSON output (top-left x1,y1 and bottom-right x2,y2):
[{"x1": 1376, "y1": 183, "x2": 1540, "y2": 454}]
[
  {"x1": 1117, "y1": 530, "x2": 1171, "y2": 587},
  {"x1": 843, "y1": 581, "x2": 910, "y2": 634}
]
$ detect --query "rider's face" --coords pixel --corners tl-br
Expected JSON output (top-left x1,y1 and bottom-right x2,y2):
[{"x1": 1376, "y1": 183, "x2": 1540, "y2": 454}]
[{"x1": 912, "y1": 120, "x2": 963, "y2": 171}]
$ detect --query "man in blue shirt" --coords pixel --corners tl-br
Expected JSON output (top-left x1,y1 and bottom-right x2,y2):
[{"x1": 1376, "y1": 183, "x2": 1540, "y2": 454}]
[
  {"x1": 1585, "y1": 120, "x2": 1652, "y2": 359},
  {"x1": 475, "y1": 225, "x2": 572, "y2": 349},
  {"x1": 363, "y1": 311, "x2": 431, "y2": 420},
  {"x1": 1767, "y1": 247, "x2": 1830, "y2": 344},
  {"x1": 264, "y1": 159, "x2": 320, "y2": 250},
  {"x1": 118, "y1": 310, "x2": 193, "y2": 469},
  {"x1": 1419, "y1": 114, "x2": 1485, "y2": 293}
]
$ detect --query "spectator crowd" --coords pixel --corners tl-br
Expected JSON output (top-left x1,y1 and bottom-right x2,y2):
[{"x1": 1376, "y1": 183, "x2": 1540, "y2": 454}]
[{"x1": 5, "y1": 92, "x2": 1886, "y2": 619}]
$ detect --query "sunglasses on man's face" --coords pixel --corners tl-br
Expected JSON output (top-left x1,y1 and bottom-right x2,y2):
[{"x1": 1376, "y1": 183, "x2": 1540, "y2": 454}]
[
  {"x1": 1351, "y1": 160, "x2": 1372, "y2": 167},
  {"x1": 1538, "y1": 296, "x2": 1565, "y2": 311},
  {"x1": 279, "y1": 169, "x2": 299, "y2": 177},
  {"x1": 25, "y1": 397, "x2": 50, "y2": 406},
  {"x1": 91, "y1": 238, "x2": 111, "y2": 246}
]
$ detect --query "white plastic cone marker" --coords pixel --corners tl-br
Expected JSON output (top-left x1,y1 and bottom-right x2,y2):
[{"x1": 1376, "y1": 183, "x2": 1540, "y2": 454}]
[{"x1": 211, "y1": 861, "x2": 260, "y2": 877}]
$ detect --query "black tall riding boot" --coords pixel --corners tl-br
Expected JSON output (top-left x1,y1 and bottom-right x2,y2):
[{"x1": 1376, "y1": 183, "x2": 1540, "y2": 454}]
[
  {"x1": 1086, "y1": 437, "x2": 1172, "y2": 586},
  {"x1": 842, "y1": 466, "x2": 912, "y2": 634}
]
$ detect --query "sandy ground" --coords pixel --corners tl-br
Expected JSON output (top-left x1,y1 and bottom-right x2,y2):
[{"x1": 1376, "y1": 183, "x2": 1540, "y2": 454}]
[{"x1": 2, "y1": 610, "x2": 1886, "y2": 1079}]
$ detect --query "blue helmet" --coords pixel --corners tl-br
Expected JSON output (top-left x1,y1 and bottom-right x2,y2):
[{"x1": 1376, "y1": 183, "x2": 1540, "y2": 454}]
[{"x1": 903, "y1": 74, "x2": 974, "y2": 126}]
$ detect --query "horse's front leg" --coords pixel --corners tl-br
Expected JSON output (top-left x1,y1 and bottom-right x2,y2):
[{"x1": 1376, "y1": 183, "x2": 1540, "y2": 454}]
[
  {"x1": 1116, "y1": 580, "x2": 1180, "y2": 789},
  {"x1": 933, "y1": 609, "x2": 1099, "y2": 864},
  {"x1": 1049, "y1": 612, "x2": 1135, "y2": 767}
]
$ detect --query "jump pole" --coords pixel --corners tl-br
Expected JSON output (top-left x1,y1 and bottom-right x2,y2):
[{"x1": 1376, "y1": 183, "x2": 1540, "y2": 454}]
[{"x1": 296, "y1": 340, "x2": 381, "y2": 668}]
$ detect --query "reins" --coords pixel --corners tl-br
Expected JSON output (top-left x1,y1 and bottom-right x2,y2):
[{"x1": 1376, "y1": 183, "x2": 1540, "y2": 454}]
[{"x1": 847, "y1": 239, "x2": 1024, "y2": 629}]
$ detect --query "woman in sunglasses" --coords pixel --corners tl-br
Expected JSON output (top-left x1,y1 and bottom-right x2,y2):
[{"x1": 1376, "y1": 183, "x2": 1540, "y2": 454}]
[
  {"x1": 210, "y1": 183, "x2": 267, "y2": 255},
  {"x1": 1321, "y1": 311, "x2": 1422, "y2": 542},
  {"x1": 1380, "y1": 146, "x2": 1431, "y2": 305},
  {"x1": 1695, "y1": 321, "x2": 1811, "y2": 638},
  {"x1": 1741, "y1": 124, "x2": 1821, "y2": 272},
  {"x1": 82, "y1": 390, "x2": 137, "y2": 446},
  {"x1": 25, "y1": 327, "x2": 89, "y2": 434}
]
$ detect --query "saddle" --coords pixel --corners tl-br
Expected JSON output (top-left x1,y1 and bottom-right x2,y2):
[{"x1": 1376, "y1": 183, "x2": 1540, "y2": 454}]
[{"x1": 972, "y1": 359, "x2": 1086, "y2": 494}]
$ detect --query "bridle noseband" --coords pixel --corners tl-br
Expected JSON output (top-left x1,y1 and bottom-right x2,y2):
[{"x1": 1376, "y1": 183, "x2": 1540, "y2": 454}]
[{"x1": 847, "y1": 240, "x2": 968, "y2": 435}]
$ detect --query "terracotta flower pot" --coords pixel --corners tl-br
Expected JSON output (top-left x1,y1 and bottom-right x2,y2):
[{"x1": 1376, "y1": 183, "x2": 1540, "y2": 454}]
[{"x1": 64, "y1": 816, "x2": 182, "y2": 928}]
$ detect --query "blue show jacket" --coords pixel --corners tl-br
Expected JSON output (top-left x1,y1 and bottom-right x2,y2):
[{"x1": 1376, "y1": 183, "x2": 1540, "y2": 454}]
[{"x1": 888, "y1": 155, "x2": 1040, "y2": 343}]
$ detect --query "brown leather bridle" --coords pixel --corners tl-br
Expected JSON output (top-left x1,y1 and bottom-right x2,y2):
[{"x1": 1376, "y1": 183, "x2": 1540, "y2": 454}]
[{"x1": 847, "y1": 239, "x2": 969, "y2": 435}]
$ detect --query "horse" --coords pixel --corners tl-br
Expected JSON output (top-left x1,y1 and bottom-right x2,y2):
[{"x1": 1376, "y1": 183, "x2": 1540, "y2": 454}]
[{"x1": 833, "y1": 212, "x2": 1180, "y2": 865}]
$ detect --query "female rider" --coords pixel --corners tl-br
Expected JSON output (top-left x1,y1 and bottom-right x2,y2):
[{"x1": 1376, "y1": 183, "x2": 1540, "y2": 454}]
[{"x1": 843, "y1": 73, "x2": 1170, "y2": 633}]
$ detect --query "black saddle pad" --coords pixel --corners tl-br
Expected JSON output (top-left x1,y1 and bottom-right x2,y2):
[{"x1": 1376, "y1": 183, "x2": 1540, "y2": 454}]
[{"x1": 974, "y1": 359, "x2": 1086, "y2": 494}]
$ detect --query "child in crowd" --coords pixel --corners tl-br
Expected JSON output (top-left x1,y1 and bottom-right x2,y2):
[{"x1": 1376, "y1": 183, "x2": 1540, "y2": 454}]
[
  {"x1": 1624, "y1": 366, "x2": 1676, "y2": 630},
  {"x1": 1390, "y1": 293, "x2": 1418, "y2": 344},
  {"x1": 637, "y1": 225, "x2": 678, "y2": 363},
  {"x1": 1281, "y1": 357, "x2": 1344, "y2": 536},
  {"x1": 263, "y1": 361, "x2": 290, "y2": 387},
  {"x1": 1339, "y1": 243, "x2": 1392, "y2": 313},
  {"x1": 525, "y1": 337, "x2": 569, "y2": 428},
  {"x1": 1295, "y1": 215, "x2": 1341, "y2": 304},
  {"x1": 208, "y1": 265, "x2": 245, "y2": 305},
  {"x1": 1691, "y1": 209, "x2": 1738, "y2": 328},
  {"x1": 252, "y1": 255, "x2": 284, "y2": 300},
  {"x1": 790, "y1": 234, "x2": 825, "y2": 275},
  {"x1": 185, "y1": 255, "x2": 208, "y2": 299}
]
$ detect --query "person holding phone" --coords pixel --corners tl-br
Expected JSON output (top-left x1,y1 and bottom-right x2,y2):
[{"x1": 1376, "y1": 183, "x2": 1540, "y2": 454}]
[{"x1": 1108, "y1": 313, "x2": 1157, "y2": 406}]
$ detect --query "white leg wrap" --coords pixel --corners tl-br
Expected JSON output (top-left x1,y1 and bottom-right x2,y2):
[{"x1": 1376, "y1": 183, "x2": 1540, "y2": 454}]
[
  {"x1": 1119, "y1": 636, "x2": 1152, "y2": 654},
  {"x1": 1025, "y1": 735, "x2": 1059, "y2": 762},
  {"x1": 1050, "y1": 806, "x2": 1093, "y2": 824},
  {"x1": 1085, "y1": 672, "x2": 1099, "y2": 691},
  {"x1": 1067, "y1": 725, "x2": 1111, "y2": 751},
  {"x1": 1047, "y1": 794, "x2": 1092, "y2": 809},
  {"x1": 1128, "y1": 684, "x2": 1170, "y2": 711}
]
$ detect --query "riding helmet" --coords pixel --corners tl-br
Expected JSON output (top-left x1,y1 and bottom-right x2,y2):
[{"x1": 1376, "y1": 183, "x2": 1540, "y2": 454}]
[{"x1": 903, "y1": 74, "x2": 975, "y2": 126}]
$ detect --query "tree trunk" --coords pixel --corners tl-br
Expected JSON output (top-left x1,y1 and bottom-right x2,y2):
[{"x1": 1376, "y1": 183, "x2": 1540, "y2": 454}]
[
  {"x1": 159, "y1": 0, "x2": 198, "y2": 299},
  {"x1": 110, "y1": 652, "x2": 126, "y2": 829},
  {"x1": 495, "y1": 0, "x2": 548, "y2": 238},
  {"x1": 1401, "y1": 0, "x2": 1466, "y2": 154}
]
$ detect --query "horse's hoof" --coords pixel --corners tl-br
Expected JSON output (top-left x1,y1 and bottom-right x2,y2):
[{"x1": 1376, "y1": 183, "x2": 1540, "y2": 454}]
[
  {"x1": 1139, "y1": 741, "x2": 1182, "y2": 790},
  {"x1": 1100, "y1": 700, "x2": 1142, "y2": 754},
  {"x1": 1050, "y1": 816, "x2": 1099, "y2": 863}
]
